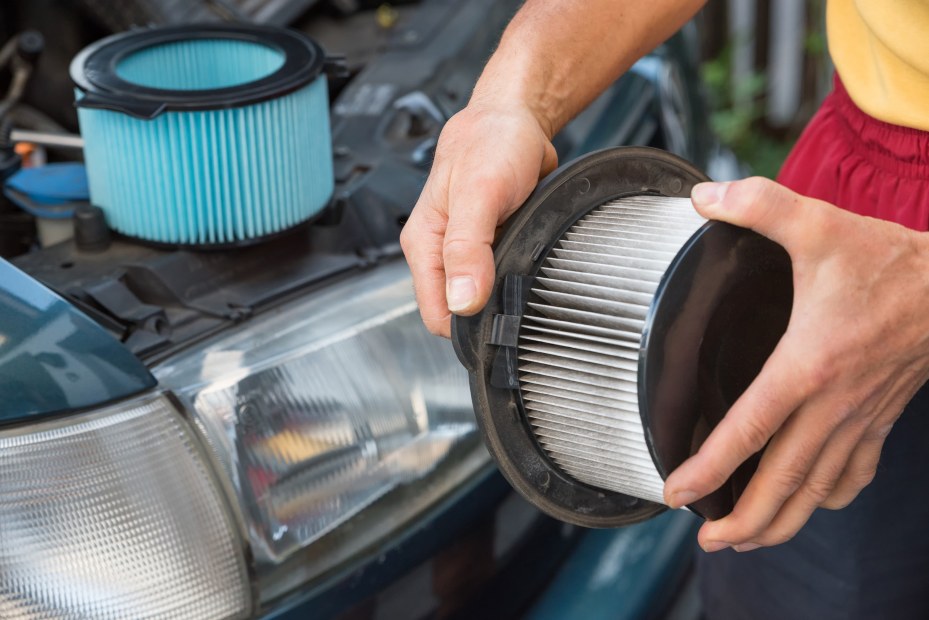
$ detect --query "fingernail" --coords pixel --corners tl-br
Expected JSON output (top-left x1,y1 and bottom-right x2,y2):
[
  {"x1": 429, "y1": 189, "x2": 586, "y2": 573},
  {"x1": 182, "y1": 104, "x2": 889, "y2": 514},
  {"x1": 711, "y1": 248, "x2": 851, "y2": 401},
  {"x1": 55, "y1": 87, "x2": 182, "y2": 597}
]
[
  {"x1": 703, "y1": 541, "x2": 730, "y2": 553},
  {"x1": 667, "y1": 490, "x2": 698, "y2": 509},
  {"x1": 733, "y1": 543, "x2": 762, "y2": 553},
  {"x1": 447, "y1": 276, "x2": 477, "y2": 312},
  {"x1": 691, "y1": 182, "x2": 728, "y2": 207}
]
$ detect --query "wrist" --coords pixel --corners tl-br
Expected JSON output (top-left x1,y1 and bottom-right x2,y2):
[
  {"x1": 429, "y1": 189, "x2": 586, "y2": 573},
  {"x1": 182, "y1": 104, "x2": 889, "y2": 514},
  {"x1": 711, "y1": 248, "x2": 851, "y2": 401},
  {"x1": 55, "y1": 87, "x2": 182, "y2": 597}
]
[{"x1": 469, "y1": 31, "x2": 569, "y2": 140}]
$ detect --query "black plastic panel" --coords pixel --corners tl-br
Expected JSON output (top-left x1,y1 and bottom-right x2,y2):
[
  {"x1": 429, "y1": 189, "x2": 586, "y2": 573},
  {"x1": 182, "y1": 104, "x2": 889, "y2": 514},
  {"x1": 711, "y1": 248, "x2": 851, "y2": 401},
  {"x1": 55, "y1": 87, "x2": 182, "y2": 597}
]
[{"x1": 641, "y1": 221, "x2": 792, "y2": 519}]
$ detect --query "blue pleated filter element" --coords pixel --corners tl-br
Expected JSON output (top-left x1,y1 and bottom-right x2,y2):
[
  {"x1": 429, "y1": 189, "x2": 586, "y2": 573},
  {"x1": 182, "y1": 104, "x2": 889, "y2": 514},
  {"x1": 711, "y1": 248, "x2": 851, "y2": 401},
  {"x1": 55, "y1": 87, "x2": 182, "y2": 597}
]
[{"x1": 74, "y1": 33, "x2": 334, "y2": 246}]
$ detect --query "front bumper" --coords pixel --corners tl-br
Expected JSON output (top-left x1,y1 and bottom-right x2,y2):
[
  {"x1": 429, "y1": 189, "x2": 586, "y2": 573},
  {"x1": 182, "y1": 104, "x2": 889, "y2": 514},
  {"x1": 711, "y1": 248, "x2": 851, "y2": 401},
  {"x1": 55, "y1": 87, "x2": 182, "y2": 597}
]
[{"x1": 265, "y1": 466, "x2": 699, "y2": 620}]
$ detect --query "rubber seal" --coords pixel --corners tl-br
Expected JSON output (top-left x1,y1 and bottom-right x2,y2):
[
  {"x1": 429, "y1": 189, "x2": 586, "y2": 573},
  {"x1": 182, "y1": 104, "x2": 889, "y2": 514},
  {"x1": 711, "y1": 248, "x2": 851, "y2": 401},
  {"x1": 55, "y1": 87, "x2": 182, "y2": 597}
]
[{"x1": 70, "y1": 24, "x2": 331, "y2": 119}]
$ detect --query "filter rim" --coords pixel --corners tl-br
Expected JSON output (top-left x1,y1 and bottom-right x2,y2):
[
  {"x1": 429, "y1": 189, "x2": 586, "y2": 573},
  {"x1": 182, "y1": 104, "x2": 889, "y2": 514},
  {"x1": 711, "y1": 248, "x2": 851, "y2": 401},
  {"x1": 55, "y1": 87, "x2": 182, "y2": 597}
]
[
  {"x1": 452, "y1": 146, "x2": 708, "y2": 528},
  {"x1": 70, "y1": 24, "x2": 329, "y2": 119}
]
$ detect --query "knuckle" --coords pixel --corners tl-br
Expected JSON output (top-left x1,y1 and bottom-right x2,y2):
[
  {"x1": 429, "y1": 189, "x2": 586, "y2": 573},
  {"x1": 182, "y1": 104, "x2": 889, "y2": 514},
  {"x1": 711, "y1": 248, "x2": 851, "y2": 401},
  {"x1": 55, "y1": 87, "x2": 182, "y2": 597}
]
[
  {"x1": 465, "y1": 172, "x2": 512, "y2": 206},
  {"x1": 804, "y1": 199, "x2": 836, "y2": 234},
  {"x1": 399, "y1": 225, "x2": 414, "y2": 255},
  {"x1": 729, "y1": 520, "x2": 767, "y2": 544},
  {"x1": 727, "y1": 177, "x2": 773, "y2": 217},
  {"x1": 864, "y1": 423, "x2": 894, "y2": 442},
  {"x1": 821, "y1": 470, "x2": 875, "y2": 510},
  {"x1": 693, "y1": 465, "x2": 730, "y2": 493},
  {"x1": 821, "y1": 395, "x2": 864, "y2": 428},
  {"x1": 730, "y1": 176, "x2": 771, "y2": 204},
  {"x1": 442, "y1": 237, "x2": 479, "y2": 265},
  {"x1": 803, "y1": 357, "x2": 835, "y2": 393},
  {"x1": 735, "y1": 415, "x2": 773, "y2": 454},
  {"x1": 851, "y1": 466, "x2": 878, "y2": 489},
  {"x1": 802, "y1": 474, "x2": 837, "y2": 505},
  {"x1": 768, "y1": 466, "x2": 807, "y2": 496}
]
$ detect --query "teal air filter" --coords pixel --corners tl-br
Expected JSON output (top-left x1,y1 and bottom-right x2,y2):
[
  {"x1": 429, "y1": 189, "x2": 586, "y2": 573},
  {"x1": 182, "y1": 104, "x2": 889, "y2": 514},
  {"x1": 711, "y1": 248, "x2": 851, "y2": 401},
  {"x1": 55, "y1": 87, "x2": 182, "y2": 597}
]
[{"x1": 70, "y1": 25, "x2": 338, "y2": 247}]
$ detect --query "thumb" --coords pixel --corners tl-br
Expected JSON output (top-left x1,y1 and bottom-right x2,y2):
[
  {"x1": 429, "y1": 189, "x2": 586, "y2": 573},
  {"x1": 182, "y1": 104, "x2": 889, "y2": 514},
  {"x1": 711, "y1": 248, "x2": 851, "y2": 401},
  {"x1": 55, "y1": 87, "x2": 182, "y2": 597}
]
[
  {"x1": 691, "y1": 177, "x2": 812, "y2": 251},
  {"x1": 443, "y1": 175, "x2": 513, "y2": 316}
]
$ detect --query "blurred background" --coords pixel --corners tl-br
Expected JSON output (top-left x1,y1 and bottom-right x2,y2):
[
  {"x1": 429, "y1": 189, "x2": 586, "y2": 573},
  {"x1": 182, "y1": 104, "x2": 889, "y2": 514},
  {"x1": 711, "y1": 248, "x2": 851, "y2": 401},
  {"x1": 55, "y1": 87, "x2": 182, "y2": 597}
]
[
  {"x1": 700, "y1": 0, "x2": 832, "y2": 178},
  {"x1": 1, "y1": 0, "x2": 832, "y2": 179}
]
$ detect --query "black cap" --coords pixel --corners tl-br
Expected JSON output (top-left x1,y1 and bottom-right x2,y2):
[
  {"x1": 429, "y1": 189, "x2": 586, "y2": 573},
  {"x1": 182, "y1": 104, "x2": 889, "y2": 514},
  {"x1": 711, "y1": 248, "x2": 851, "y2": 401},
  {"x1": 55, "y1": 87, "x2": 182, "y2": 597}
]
[
  {"x1": 74, "y1": 204, "x2": 111, "y2": 252},
  {"x1": 16, "y1": 30, "x2": 45, "y2": 64},
  {"x1": 70, "y1": 24, "x2": 333, "y2": 120}
]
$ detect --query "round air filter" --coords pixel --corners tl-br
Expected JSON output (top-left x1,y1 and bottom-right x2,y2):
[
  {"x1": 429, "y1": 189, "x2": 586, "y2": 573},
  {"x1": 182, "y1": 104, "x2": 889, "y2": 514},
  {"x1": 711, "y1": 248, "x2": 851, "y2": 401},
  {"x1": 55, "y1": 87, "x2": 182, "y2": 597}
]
[
  {"x1": 71, "y1": 24, "x2": 338, "y2": 247},
  {"x1": 453, "y1": 147, "x2": 793, "y2": 526}
]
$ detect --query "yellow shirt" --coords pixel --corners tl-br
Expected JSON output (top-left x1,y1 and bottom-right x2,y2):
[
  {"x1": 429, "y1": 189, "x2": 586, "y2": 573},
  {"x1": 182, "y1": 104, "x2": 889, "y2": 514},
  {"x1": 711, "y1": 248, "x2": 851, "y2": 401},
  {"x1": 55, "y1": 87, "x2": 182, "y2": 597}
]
[{"x1": 828, "y1": 0, "x2": 929, "y2": 131}]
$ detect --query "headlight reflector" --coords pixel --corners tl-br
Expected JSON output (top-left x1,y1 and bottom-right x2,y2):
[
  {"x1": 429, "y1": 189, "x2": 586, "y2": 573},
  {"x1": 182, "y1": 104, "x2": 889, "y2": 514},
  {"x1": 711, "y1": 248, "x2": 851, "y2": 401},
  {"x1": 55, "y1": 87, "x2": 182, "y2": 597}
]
[{"x1": 156, "y1": 260, "x2": 482, "y2": 592}]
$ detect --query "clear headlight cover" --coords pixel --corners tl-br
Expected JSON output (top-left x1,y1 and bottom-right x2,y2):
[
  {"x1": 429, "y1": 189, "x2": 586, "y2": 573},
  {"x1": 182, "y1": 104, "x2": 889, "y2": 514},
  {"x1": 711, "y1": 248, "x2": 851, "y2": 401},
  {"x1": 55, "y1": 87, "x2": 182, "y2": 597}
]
[
  {"x1": 155, "y1": 260, "x2": 481, "y2": 588},
  {"x1": 0, "y1": 394, "x2": 252, "y2": 619}
]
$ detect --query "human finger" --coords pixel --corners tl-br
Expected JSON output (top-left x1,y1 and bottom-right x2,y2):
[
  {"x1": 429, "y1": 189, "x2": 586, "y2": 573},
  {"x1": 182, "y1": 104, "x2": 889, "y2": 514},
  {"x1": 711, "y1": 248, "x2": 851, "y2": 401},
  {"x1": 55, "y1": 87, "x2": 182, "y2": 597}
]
[
  {"x1": 442, "y1": 162, "x2": 517, "y2": 316},
  {"x1": 664, "y1": 340, "x2": 812, "y2": 508},
  {"x1": 702, "y1": 411, "x2": 865, "y2": 551},
  {"x1": 690, "y1": 176, "x2": 829, "y2": 257},
  {"x1": 696, "y1": 400, "x2": 837, "y2": 548},
  {"x1": 401, "y1": 179, "x2": 453, "y2": 337},
  {"x1": 822, "y1": 370, "x2": 927, "y2": 509}
]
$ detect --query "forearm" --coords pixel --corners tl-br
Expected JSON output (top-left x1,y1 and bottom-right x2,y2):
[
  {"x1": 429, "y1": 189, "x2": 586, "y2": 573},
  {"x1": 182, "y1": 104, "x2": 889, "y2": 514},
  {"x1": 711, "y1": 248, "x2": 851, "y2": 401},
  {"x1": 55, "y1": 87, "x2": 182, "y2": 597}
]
[{"x1": 472, "y1": 0, "x2": 707, "y2": 137}]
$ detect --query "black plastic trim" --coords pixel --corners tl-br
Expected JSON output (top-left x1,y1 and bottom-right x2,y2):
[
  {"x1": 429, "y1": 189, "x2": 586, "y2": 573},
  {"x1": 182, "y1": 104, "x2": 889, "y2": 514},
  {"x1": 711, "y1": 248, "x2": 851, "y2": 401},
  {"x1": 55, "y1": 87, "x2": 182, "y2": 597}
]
[{"x1": 70, "y1": 24, "x2": 330, "y2": 119}]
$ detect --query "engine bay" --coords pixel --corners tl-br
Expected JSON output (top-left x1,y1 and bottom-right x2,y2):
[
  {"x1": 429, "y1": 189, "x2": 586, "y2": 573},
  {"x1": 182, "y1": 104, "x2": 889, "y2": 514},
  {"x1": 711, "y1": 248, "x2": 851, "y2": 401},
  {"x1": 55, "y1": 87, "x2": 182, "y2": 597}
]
[{"x1": 2, "y1": 0, "x2": 708, "y2": 365}]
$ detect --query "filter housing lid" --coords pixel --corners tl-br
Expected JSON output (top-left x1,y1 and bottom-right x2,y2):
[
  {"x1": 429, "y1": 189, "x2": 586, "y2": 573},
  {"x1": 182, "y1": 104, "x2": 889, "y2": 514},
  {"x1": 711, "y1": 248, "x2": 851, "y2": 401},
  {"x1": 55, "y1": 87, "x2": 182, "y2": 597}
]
[
  {"x1": 453, "y1": 147, "x2": 792, "y2": 526},
  {"x1": 70, "y1": 24, "x2": 338, "y2": 119}
]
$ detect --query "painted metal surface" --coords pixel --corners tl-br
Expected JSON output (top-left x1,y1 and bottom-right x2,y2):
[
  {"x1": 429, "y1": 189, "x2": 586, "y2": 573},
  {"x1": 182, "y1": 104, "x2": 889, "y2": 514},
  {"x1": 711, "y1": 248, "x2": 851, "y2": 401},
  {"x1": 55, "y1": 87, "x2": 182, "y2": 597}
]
[
  {"x1": 526, "y1": 510, "x2": 700, "y2": 620},
  {"x1": 0, "y1": 258, "x2": 155, "y2": 422}
]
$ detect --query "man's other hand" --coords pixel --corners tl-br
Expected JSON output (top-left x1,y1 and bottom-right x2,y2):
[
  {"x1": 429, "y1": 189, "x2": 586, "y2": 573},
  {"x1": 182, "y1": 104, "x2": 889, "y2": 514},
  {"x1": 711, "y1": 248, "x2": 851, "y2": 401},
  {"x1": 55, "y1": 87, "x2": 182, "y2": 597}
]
[
  {"x1": 400, "y1": 103, "x2": 557, "y2": 337},
  {"x1": 665, "y1": 177, "x2": 929, "y2": 553}
]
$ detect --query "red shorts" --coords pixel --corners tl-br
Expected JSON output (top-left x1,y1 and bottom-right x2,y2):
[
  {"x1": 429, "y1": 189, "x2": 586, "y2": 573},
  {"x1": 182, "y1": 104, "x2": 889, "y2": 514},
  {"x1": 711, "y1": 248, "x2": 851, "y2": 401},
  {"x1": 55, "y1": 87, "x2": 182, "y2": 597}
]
[
  {"x1": 697, "y1": 77, "x2": 929, "y2": 620},
  {"x1": 777, "y1": 76, "x2": 929, "y2": 229}
]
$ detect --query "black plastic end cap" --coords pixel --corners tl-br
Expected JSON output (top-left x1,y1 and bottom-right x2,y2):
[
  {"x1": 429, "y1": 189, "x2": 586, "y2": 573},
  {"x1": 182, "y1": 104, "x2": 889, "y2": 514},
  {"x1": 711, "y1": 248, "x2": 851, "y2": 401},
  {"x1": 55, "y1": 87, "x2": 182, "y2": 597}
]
[
  {"x1": 16, "y1": 31, "x2": 45, "y2": 63},
  {"x1": 639, "y1": 220, "x2": 793, "y2": 520},
  {"x1": 74, "y1": 204, "x2": 111, "y2": 252}
]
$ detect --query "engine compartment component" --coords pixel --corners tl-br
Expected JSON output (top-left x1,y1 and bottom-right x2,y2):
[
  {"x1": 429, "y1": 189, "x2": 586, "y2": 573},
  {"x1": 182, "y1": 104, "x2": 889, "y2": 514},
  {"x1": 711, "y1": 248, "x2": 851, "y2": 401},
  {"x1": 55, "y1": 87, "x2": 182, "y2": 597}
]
[
  {"x1": 71, "y1": 24, "x2": 338, "y2": 247},
  {"x1": 453, "y1": 147, "x2": 793, "y2": 525}
]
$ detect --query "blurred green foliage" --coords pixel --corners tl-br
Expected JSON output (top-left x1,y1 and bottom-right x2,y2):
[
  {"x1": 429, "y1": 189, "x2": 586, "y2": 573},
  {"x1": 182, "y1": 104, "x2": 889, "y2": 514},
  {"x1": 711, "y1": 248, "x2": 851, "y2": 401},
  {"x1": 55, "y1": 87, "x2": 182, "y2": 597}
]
[{"x1": 701, "y1": 47, "x2": 793, "y2": 179}]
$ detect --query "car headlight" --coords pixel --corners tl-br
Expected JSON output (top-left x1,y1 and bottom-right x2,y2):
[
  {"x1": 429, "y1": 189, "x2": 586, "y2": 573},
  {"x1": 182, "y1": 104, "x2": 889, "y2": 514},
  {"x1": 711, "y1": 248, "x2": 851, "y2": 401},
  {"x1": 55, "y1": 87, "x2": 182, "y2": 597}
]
[
  {"x1": 155, "y1": 259, "x2": 486, "y2": 604},
  {"x1": 0, "y1": 394, "x2": 253, "y2": 618},
  {"x1": 0, "y1": 259, "x2": 485, "y2": 617}
]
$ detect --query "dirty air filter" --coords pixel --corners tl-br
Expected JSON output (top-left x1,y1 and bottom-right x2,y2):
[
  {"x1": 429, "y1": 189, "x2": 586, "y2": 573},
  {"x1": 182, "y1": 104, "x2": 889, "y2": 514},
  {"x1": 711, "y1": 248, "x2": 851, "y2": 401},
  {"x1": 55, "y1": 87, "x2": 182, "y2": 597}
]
[
  {"x1": 71, "y1": 24, "x2": 338, "y2": 246},
  {"x1": 453, "y1": 147, "x2": 793, "y2": 526}
]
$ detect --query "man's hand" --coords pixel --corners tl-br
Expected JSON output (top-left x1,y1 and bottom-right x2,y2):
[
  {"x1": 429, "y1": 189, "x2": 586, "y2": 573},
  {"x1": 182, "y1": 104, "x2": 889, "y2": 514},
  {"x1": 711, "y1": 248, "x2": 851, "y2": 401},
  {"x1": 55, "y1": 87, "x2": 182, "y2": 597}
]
[
  {"x1": 400, "y1": 103, "x2": 557, "y2": 337},
  {"x1": 399, "y1": 0, "x2": 706, "y2": 338},
  {"x1": 664, "y1": 177, "x2": 929, "y2": 553}
]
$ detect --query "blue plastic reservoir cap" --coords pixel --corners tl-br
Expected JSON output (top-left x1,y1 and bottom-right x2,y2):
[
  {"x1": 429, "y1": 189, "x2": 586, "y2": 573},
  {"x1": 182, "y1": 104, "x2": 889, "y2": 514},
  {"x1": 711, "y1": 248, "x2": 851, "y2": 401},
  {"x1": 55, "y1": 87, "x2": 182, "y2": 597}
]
[
  {"x1": 4, "y1": 163, "x2": 89, "y2": 219},
  {"x1": 0, "y1": 258, "x2": 156, "y2": 423},
  {"x1": 6, "y1": 163, "x2": 89, "y2": 203}
]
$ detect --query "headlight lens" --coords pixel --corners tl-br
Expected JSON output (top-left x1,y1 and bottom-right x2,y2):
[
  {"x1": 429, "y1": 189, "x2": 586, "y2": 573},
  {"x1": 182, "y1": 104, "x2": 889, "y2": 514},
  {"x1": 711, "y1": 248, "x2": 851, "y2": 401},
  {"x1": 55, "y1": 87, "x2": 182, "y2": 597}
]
[
  {"x1": 155, "y1": 260, "x2": 485, "y2": 602},
  {"x1": 0, "y1": 394, "x2": 252, "y2": 619}
]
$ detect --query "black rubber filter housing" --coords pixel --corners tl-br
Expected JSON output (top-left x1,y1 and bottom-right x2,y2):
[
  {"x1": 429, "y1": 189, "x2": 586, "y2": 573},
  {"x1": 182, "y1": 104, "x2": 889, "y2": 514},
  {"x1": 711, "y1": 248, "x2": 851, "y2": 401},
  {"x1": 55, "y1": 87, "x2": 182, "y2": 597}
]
[{"x1": 452, "y1": 147, "x2": 793, "y2": 527}]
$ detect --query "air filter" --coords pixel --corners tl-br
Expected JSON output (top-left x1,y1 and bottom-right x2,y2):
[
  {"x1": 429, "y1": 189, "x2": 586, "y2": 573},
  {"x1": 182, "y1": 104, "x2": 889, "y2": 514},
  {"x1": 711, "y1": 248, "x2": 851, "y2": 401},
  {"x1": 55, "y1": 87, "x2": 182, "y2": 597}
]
[
  {"x1": 453, "y1": 147, "x2": 793, "y2": 526},
  {"x1": 70, "y1": 24, "x2": 339, "y2": 246}
]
